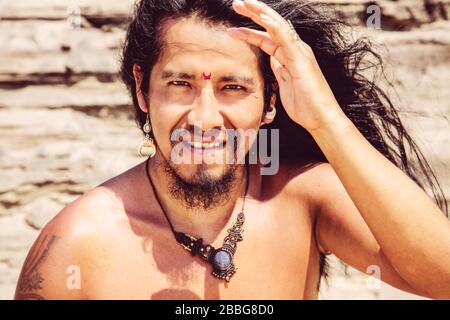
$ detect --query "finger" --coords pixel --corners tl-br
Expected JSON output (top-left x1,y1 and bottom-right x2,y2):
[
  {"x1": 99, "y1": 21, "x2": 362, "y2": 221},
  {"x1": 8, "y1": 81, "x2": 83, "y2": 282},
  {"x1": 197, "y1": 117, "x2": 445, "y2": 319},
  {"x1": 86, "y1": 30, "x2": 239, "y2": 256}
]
[
  {"x1": 232, "y1": 0, "x2": 295, "y2": 49},
  {"x1": 231, "y1": 0, "x2": 275, "y2": 31},
  {"x1": 227, "y1": 27, "x2": 287, "y2": 62},
  {"x1": 232, "y1": 0, "x2": 285, "y2": 35},
  {"x1": 241, "y1": 0, "x2": 288, "y2": 27},
  {"x1": 241, "y1": 0, "x2": 292, "y2": 34},
  {"x1": 232, "y1": 0, "x2": 302, "y2": 59}
]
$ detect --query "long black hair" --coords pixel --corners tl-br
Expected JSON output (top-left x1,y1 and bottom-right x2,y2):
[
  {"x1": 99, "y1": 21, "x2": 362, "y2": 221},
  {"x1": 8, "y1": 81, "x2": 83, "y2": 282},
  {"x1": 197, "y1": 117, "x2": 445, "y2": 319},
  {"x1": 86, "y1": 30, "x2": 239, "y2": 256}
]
[{"x1": 120, "y1": 0, "x2": 448, "y2": 284}]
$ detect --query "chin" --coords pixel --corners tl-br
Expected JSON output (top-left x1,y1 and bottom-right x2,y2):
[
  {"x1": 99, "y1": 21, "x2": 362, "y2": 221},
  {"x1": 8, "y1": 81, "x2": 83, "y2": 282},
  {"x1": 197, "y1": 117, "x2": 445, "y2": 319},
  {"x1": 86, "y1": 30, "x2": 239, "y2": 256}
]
[
  {"x1": 160, "y1": 143, "x2": 241, "y2": 185},
  {"x1": 178, "y1": 162, "x2": 230, "y2": 183}
]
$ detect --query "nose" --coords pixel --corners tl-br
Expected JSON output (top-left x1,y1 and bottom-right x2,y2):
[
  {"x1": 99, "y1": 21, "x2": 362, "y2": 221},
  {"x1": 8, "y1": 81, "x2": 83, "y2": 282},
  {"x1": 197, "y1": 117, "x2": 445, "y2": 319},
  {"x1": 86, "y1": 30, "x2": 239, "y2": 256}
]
[{"x1": 187, "y1": 85, "x2": 223, "y2": 132}]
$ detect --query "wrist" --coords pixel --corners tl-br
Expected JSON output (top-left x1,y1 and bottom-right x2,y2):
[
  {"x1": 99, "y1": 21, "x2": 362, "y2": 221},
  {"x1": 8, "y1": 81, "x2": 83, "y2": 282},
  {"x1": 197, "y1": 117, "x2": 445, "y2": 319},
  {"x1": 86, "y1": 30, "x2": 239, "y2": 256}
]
[
  {"x1": 308, "y1": 113, "x2": 355, "y2": 159},
  {"x1": 307, "y1": 111, "x2": 353, "y2": 138}
]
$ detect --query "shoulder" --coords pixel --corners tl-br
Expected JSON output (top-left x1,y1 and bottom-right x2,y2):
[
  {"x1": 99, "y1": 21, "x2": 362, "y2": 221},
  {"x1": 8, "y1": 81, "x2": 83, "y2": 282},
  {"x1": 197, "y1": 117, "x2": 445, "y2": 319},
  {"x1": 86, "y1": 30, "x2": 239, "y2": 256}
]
[
  {"x1": 46, "y1": 160, "x2": 157, "y2": 264},
  {"x1": 260, "y1": 158, "x2": 337, "y2": 214},
  {"x1": 272, "y1": 159, "x2": 339, "y2": 200},
  {"x1": 270, "y1": 159, "x2": 347, "y2": 223},
  {"x1": 43, "y1": 185, "x2": 123, "y2": 243},
  {"x1": 49, "y1": 160, "x2": 149, "y2": 238},
  {"x1": 15, "y1": 177, "x2": 131, "y2": 299}
]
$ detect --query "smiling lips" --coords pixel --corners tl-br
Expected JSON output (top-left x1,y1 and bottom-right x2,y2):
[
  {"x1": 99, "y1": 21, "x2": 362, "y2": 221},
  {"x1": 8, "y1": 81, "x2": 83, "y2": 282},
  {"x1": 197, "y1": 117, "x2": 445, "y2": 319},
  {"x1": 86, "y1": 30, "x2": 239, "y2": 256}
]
[
  {"x1": 177, "y1": 130, "x2": 227, "y2": 150},
  {"x1": 182, "y1": 140, "x2": 226, "y2": 151}
]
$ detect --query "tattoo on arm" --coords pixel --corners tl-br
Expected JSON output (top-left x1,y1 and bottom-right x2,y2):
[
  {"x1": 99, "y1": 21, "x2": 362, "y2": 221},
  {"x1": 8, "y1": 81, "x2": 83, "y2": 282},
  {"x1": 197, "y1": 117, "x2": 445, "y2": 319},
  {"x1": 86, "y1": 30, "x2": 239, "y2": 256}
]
[{"x1": 15, "y1": 234, "x2": 60, "y2": 300}]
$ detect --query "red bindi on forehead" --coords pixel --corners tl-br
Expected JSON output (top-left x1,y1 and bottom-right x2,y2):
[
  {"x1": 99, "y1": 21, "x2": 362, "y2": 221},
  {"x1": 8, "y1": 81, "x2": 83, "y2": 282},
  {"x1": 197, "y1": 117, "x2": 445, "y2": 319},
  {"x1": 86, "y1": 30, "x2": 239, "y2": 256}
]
[{"x1": 202, "y1": 72, "x2": 212, "y2": 81}]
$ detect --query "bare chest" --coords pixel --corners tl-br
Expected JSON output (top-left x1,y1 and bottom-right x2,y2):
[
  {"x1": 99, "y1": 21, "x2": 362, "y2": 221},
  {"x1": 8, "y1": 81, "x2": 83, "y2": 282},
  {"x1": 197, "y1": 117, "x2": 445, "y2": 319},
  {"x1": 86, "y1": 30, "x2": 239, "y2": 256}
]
[{"x1": 87, "y1": 196, "x2": 320, "y2": 299}]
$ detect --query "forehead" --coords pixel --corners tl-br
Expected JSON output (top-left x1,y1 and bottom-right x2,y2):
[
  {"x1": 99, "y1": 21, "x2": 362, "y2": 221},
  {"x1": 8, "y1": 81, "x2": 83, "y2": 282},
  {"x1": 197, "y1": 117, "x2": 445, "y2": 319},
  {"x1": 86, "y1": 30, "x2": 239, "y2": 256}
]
[{"x1": 154, "y1": 16, "x2": 261, "y2": 76}]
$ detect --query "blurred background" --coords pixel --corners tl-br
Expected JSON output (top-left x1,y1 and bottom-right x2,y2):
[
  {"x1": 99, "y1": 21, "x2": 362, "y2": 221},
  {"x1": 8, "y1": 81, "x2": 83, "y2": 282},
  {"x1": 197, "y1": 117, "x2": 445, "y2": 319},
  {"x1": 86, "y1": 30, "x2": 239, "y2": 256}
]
[{"x1": 0, "y1": 0, "x2": 449, "y2": 300}]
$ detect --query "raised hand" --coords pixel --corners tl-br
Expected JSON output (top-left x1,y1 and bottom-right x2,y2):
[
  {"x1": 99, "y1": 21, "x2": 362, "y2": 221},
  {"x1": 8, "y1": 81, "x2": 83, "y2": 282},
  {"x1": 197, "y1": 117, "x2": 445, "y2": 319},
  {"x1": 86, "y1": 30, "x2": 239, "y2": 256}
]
[{"x1": 227, "y1": 0, "x2": 347, "y2": 132}]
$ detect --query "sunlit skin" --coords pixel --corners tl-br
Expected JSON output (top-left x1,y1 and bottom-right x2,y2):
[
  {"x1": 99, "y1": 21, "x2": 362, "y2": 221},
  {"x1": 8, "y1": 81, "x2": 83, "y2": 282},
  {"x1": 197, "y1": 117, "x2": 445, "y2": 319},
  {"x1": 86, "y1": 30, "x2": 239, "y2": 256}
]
[
  {"x1": 139, "y1": 14, "x2": 267, "y2": 185},
  {"x1": 131, "y1": 15, "x2": 276, "y2": 231},
  {"x1": 14, "y1": 0, "x2": 450, "y2": 300}
]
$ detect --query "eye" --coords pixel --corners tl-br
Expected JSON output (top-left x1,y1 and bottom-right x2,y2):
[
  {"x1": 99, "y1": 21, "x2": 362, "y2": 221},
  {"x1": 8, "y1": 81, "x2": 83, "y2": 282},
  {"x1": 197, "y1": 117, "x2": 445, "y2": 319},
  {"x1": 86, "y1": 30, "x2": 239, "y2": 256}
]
[
  {"x1": 223, "y1": 84, "x2": 246, "y2": 91},
  {"x1": 169, "y1": 81, "x2": 191, "y2": 87}
]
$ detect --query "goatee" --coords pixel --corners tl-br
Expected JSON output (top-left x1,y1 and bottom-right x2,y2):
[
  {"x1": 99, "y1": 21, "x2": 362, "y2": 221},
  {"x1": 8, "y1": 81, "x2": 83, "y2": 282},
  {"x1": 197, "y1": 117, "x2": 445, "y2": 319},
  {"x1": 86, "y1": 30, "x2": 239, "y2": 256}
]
[{"x1": 162, "y1": 162, "x2": 241, "y2": 211}]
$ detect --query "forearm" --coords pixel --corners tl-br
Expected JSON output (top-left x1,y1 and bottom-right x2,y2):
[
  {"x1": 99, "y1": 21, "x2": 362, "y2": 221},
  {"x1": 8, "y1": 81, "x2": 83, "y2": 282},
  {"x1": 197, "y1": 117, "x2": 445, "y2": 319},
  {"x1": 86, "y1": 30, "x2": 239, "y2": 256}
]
[{"x1": 310, "y1": 115, "x2": 450, "y2": 297}]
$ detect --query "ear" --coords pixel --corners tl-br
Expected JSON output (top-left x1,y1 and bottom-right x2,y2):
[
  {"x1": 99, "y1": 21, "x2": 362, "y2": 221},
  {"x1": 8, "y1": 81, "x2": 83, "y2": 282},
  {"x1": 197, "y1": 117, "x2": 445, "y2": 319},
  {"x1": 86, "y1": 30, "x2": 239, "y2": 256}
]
[
  {"x1": 259, "y1": 92, "x2": 277, "y2": 126},
  {"x1": 260, "y1": 110, "x2": 276, "y2": 126},
  {"x1": 133, "y1": 64, "x2": 149, "y2": 113}
]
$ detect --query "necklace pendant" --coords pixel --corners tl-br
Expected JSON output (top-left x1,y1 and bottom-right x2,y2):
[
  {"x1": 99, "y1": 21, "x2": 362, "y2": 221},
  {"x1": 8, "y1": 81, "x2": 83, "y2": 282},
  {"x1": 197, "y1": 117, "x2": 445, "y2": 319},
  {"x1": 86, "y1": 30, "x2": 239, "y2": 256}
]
[{"x1": 210, "y1": 248, "x2": 236, "y2": 282}]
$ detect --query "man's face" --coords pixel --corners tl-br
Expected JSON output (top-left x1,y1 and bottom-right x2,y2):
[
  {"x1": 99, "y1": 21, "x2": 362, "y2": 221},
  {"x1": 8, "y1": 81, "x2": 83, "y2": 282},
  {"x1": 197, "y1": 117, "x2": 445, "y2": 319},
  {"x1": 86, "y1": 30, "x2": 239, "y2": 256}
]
[{"x1": 144, "y1": 16, "x2": 265, "y2": 184}]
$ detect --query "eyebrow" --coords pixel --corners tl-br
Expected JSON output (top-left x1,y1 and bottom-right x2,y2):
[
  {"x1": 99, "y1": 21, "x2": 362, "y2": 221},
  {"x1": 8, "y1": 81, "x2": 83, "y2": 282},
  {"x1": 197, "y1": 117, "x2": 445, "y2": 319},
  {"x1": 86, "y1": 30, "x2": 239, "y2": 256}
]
[
  {"x1": 161, "y1": 70, "x2": 255, "y2": 86},
  {"x1": 161, "y1": 71, "x2": 195, "y2": 81}
]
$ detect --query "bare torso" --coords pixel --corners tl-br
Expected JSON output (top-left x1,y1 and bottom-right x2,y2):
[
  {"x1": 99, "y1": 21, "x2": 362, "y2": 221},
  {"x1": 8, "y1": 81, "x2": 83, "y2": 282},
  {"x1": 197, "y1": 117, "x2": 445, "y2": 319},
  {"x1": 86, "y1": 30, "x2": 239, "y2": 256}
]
[
  {"x1": 16, "y1": 159, "x2": 326, "y2": 300},
  {"x1": 78, "y1": 160, "x2": 324, "y2": 300}
]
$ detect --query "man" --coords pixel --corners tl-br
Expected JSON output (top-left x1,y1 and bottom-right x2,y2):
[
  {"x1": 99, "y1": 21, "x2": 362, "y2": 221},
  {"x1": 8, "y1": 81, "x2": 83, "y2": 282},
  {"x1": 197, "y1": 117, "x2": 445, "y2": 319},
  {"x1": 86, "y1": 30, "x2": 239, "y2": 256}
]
[{"x1": 15, "y1": 0, "x2": 450, "y2": 300}]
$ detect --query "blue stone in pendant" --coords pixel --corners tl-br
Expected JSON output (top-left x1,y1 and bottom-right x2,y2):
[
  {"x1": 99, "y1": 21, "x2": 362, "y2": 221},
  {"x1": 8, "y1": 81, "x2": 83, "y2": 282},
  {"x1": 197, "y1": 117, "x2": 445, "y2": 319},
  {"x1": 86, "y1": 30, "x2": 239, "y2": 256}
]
[{"x1": 212, "y1": 250, "x2": 232, "y2": 271}]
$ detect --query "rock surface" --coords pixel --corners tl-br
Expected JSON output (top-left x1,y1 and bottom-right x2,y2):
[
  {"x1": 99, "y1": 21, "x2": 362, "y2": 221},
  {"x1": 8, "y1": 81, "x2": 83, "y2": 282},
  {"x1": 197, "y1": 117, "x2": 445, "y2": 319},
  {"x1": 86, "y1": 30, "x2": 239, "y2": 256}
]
[{"x1": 0, "y1": 0, "x2": 448, "y2": 300}]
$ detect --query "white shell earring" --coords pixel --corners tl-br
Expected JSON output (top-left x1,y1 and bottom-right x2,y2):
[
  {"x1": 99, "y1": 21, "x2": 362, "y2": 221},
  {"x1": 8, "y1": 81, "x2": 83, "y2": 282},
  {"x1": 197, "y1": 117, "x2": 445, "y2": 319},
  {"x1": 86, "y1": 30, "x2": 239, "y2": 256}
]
[
  {"x1": 264, "y1": 92, "x2": 277, "y2": 121},
  {"x1": 138, "y1": 113, "x2": 156, "y2": 158},
  {"x1": 265, "y1": 106, "x2": 277, "y2": 120}
]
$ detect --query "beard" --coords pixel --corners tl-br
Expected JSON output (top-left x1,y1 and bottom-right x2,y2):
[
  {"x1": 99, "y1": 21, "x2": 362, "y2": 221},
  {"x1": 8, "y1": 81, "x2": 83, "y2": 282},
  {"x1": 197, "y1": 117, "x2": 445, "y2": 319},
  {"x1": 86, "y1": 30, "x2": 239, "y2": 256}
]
[
  {"x1": 161, "y1": 161, "x2": 240, "y2": 211},
  {"x1": 152, "y1": 130, "x2": 248, "y2": 211}
]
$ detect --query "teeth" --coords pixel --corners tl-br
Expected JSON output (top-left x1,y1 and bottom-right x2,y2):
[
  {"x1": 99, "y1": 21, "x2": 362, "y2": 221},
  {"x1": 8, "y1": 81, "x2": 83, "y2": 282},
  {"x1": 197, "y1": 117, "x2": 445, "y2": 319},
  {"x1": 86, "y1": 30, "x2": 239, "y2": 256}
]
[{"x1": 186, "y1": 141, "x2": 222, "y2": 149}]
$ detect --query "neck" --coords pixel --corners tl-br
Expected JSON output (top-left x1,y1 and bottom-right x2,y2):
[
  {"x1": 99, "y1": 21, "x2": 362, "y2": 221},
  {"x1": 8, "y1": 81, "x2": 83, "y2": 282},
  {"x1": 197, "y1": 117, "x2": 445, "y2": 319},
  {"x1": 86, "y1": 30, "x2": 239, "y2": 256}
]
[{"x1": 146, "y1": 155, "x2": 249, "y2": 243}]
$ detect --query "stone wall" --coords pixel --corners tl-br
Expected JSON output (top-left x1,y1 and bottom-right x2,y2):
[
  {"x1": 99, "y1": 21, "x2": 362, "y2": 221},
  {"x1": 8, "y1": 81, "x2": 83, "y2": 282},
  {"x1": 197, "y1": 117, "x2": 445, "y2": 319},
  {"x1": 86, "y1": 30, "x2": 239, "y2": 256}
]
[{"x1": 0, "y1": 0, "x2": 449, "y2": 300}]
